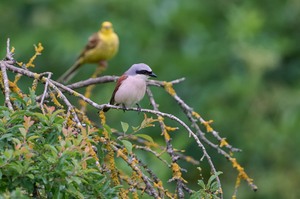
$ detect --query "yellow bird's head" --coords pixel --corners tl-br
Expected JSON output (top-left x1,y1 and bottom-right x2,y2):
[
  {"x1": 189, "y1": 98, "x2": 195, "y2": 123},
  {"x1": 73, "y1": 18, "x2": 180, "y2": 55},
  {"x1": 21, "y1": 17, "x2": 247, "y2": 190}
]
[{"x1": 100, "y1": 21, "x2": 114, "y2": 34}]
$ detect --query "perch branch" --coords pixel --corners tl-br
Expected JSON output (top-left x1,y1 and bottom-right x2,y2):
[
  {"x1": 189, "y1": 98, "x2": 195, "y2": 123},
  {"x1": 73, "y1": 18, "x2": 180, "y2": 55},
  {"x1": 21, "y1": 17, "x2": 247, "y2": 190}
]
[{"x1": 65, "y1": 76, "x2": 185, "y2": 90}]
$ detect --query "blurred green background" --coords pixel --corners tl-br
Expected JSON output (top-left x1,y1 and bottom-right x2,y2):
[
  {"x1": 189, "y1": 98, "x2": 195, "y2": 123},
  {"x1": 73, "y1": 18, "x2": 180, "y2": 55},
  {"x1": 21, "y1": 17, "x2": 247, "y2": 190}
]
[{"x1": 1, "y1": 0, "x2": 300, "y2": 198}]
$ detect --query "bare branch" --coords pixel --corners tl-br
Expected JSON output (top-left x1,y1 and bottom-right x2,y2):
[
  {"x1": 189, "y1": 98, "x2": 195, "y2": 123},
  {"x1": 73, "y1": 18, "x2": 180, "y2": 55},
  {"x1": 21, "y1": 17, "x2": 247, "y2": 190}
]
[
  {"x1": 6, "y1": 38, "x2": 14, "y2": 61},
  {"x1": 0, "y1": 62, "x2": 13, "y2": 110},
  {"x1": 65, "y1": 76, "x2": 185, "y2": 90},
  {"x1": 39, "y1": 72, "x2": 53, "y2": 114},
  {"x1": 0, "y1": 38, "x2": 14, "y2": 110}
]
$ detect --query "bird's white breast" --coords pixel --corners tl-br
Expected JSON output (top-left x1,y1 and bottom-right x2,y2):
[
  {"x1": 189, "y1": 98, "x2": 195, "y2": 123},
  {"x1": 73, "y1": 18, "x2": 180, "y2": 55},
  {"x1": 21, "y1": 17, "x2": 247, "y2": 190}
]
[{"x1": 114, "y1": 75, "x2": 147, "y2": 107}]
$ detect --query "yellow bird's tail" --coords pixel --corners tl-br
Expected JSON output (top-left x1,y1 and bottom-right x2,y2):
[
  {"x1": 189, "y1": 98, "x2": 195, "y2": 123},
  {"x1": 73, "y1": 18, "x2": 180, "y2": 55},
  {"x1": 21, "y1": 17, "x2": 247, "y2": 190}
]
[{"x1": 57, "y1": 60, "x2": 82, "y2": 84}]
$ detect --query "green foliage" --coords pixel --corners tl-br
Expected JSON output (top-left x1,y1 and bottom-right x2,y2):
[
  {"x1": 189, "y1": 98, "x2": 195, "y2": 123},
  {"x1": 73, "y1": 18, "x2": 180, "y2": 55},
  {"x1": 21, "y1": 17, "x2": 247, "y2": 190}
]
[
  {"x1": 0, "y1": 188, "x2": 30, "y2": 199},
  {"x1": 119, "y1": 116, "x2": 156, "y2": 153},
  {"x1": 0, "y1": 94, "x2": 118, "y2": 198},
  {"x1": 190, "y1": 170, "x2": 223, "y2": 199}
]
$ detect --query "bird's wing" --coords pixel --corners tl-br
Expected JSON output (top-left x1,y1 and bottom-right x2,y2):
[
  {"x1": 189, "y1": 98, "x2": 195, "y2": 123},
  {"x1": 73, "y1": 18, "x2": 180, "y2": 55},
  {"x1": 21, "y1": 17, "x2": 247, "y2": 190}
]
[
  {"x1": 109, "y1": 75, "x2": 128, "y2": 105},
  {"x1": 79, "y1": 32, "x2": 101, "y2": 58}
]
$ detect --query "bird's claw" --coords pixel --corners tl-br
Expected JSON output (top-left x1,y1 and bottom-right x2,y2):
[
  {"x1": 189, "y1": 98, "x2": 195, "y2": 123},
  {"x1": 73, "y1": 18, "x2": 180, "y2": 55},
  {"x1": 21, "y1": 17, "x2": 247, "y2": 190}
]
[
  {"x1": 136, "y1": 103, "x2": 142, "y2": 114},
  {"x1": 122, "y1": 104, "x2": 127, "y2": 112}
]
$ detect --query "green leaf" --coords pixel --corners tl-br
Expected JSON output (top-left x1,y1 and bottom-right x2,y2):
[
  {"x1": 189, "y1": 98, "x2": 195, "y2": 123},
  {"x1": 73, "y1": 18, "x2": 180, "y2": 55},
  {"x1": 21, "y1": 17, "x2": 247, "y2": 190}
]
[
  {"x1": 135, "y1": 134, "x2": 154, "y2": 143},
  {"x1": 44, "y1": 144, "x2": 58, "y2": 158},
  {"x1": 53, "y1": 186, "x2": 63, "y2": 199},
  {"x1": 49, "y1": 109, "x2": 65, "y2": 123},
  {"x1": 69, "y1": 176, "x2": 82, "y2": 185},
  {"x1": 207, "y1": 171, "x2": 222, "y2": 187},
  {"x1": 121, "y1": 140, "x2": 133, "y2": 154},
  {"x1": 132, "y1": 125, "x2": 140, "y2": 132},
  {"x1": 121, "y1": 122, "x2": 129, "y2": 133},
  {"x1": 210, "y1": 181, "x2": 219, "y2": 192},
  {"x1": 103, "y1": 124, "x2": 112, "y2": 135},
  {"x1": 33, "y1": 112, "x2": 48, "y2": 123},
  {"x1": 4, "y1": 149, "x2": 14, "y2": 159},
  {"x1": 11, "y1": 138, "x2": 21, "y2": 147},
  {"x1": 0, "y1": 133, "x2": 14, "y2": 141},
  {"x1": 19, "y1": 127, "x2": 27, "y2": 137},
  {"x1": 9, "y1": 162, "x2": 23, "y2": 174},
  {"x1": 0, "y1": 127, "x2": 6, "y2": 133},
  {"x1": 27, "y1": 135, "x2": 40, "y2": 141},
  {"x1": 190, "y1": 191, "x2": 201, "y2": 199},
  {"x1": 198, "y1": 179, "x2": 206, "y2": 189},
  {"x1": 27, "y1": 174, "x2": 35, "y2": 179}
]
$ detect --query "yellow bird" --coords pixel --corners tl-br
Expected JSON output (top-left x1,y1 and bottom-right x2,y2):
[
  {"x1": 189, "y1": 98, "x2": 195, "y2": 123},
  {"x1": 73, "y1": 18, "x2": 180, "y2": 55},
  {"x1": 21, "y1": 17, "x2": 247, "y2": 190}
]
[{"x1": 58, "y1": 21, "x2": 119, "y2": 83}]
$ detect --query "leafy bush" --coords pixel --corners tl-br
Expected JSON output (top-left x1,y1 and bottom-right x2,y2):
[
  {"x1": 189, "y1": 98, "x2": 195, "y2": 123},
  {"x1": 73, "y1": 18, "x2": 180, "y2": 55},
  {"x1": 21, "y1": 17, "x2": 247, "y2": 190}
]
[{"x1": 0, "y1": 92, "x2": 118, "y2": 198}]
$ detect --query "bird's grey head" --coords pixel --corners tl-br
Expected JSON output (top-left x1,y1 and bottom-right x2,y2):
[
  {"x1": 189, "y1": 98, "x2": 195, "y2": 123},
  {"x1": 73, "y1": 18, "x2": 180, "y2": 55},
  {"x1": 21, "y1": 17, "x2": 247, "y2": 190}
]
[{"x1": 125, "y1": 63, "x2": 157, "y2": 78}]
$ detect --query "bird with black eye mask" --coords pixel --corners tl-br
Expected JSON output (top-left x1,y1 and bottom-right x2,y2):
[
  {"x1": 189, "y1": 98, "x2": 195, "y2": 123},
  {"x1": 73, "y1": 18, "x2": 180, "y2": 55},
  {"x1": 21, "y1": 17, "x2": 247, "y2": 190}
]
[{"x1": 103, "y1": 63, "x2": 157, "y2": 112}]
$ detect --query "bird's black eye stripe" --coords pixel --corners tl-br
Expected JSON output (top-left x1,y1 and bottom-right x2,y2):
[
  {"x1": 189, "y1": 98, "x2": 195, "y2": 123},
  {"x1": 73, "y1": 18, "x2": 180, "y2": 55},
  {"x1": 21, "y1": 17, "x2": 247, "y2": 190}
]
[{"x1": 136, "y1": 70, "x2": 152, "y2": 75}]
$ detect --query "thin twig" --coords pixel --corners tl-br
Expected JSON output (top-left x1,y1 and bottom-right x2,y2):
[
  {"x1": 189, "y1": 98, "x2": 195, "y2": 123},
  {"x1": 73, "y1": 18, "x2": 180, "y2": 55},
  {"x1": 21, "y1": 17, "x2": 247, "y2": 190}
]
[
  {"x1": 0, "y1": 38, "x2": 14, "y2": 110},
  {"x1": 147, "y1": 88, "x2": 188, "y2": 199},
  {"x1": 67, "y1": 76, "x2": 118, "y2": 89},
  {"x1": 110, "y1": 143, "x2": 161, "y2": 198},
  {"x1": 5, "y1": 38, "x2": 14, "y2": 61},
  {"x1": 65, "y1": 76, "x2": 185, "y2": 90},
  {"x1": 0, "y1": 62, "x2": 13, "y2": 110},
  {"x1": 39, "y1": 72, "x2": 53, "y2": 114},
  {"x1": 134, "y1": 145, "x2": 171, "y2": 168},
  {"x1": 116, "y1": 131, "x2": 199, "y2": 165}
]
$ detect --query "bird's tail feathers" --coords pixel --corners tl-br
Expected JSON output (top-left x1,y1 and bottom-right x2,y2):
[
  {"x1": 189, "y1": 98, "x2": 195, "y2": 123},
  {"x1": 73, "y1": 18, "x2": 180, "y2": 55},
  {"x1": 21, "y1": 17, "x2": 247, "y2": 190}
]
[{"x1": 57, "y1": 60, "x2": 82, "y2": 84}]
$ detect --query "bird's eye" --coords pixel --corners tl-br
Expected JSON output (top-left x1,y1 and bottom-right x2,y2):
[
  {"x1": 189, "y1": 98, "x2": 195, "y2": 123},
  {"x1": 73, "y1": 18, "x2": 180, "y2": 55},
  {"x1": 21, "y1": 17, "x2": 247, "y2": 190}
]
[{"x1": 137, "y1": 70, "x2": 151, "y2": 75}]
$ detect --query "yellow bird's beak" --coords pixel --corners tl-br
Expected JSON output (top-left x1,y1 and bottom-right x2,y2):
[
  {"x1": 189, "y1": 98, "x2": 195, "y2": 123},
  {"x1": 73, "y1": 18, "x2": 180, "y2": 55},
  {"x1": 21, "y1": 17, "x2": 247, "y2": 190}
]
[{"x1": 101, "y1": 21, "x2": 113, "y2": 31}]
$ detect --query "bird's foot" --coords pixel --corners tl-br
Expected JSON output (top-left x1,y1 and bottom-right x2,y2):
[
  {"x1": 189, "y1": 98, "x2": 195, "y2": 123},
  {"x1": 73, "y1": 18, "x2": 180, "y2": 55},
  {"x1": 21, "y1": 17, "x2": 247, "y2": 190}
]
[
  {"x1": 122, "y1": 104, "x2": 127, "y2": 112},
  {"x1": 136, "y1": 103, "x2": 142, "y2": 114},
  {"x1": 99, "y1": 60, "x2": 108, "y2": 68}
]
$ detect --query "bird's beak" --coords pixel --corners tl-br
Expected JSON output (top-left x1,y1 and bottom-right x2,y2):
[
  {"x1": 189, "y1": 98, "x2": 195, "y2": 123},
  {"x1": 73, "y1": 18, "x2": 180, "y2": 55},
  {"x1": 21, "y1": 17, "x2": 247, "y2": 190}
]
[{"x1": 149, "y1": 72, "x2": 157, "y2": 78}]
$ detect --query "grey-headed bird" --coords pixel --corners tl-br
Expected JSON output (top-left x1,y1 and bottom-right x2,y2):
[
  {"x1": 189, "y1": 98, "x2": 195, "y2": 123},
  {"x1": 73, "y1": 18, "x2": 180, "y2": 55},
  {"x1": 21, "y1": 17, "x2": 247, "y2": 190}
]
[{"x1": 103, "y1": 63, "x2": 157, "y2": 112}]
